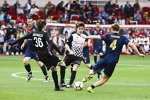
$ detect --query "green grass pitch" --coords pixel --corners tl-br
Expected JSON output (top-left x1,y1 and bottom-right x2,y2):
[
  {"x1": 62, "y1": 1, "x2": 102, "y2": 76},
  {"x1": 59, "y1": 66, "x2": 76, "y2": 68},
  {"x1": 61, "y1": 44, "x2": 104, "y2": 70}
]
[{"x1": 0, "y1": 55, "x2": 150, "y2": 100}]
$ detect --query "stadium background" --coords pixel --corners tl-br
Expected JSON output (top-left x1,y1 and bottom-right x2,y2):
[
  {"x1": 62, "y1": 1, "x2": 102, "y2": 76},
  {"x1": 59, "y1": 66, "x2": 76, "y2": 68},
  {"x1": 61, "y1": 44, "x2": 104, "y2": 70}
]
[{"x1": 0, "y1": 0, "x2": 150, "y2": 100}]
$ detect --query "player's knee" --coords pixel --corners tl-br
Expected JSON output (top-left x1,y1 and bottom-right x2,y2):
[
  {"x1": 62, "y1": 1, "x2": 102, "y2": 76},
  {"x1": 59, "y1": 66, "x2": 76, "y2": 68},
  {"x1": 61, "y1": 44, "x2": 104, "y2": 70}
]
[
  {"x1": 72, "y1": 65, "x2": 79, "y2": 71},
  {"x1": 59, "y1": 61, "x2": 66, "y2": 67},
  {"x1": 37, "y1": 61, "x2": 44, "y2": 67},
  {"x1": 51, "y1": 66, "x2": 57, "y2": 72},
  {"x1": 23, "y1": 59, "x2": 29, "y2": 65}
]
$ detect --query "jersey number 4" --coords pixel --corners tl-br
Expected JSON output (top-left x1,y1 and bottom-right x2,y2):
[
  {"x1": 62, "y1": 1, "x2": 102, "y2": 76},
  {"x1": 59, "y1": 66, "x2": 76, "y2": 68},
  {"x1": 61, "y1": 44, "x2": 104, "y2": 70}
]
[
  {"x1": 110, "y1": 40, "x2": 117, "y2": 50},
  {"x1": 33, "y1": 37, "x2": 43, "y2": 47}
]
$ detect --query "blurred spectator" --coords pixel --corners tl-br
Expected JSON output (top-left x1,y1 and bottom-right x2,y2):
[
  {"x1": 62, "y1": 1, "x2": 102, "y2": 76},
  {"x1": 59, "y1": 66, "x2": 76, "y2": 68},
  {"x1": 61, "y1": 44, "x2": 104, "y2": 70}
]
[
  {"x1": 84, "y1": 1, "x2": 93, "y2": 15},
  {"x1": 134, "y1": 10, "x2": 141, "y2": 21},
  {"x1": 0, "y1": 25, "x2": 6, "y2": 53},
  {"x1": 4, "y1": 14, "x2": 11, "y2": 23},
  {"x1": 14, "y1": 0, "x2": 21, "y2": 13},
  {"x1": 118, "y1": 16, "x2": 126, "y2": 25},
  {"x1": 101, "y1": 8, "x2": 108, "y2": 21},
  {"x1": 124, "y1": 1, "x2": 132, "y2": 18},
  {"x1": 44, "y1": 1, "x2": 55, "y2": 17},
  {"x1": 63, "y1": 24, "x2": 74, "y2": 39},
  {"x1": 6, "y1": 34, "x2": 19, "y2": 55},
  {"x1": 143, "y1": 41, "x2": 150, "y2": 54},
  {"x1": 61, "y1": 10, "x2": 69, "y2": 22},
  {"x1": 0, "y1": 10, "x2": 5, "y2": 24},
  {"x1": 17, "y1": 6, "x2": 24, "y2": 15},
  {"x1": 2, "y1": 0, "x2": 10, "y2": 14},
  {"x1": 104, "y1": 1, "x2": 112, "y2": 14},
  {"x1": 56, "y1": 1, "x2": 65, "y2": 12},
  {"x1": 64, "y1": 0, "x2": 72, "y2": 12},
  {"x1": 4, "y1": 23, "x2": 17, "y2": 42},
  {"x1": 53, "y1": 34, "x2": 65, "y2": 53},
  {"x1": 30, "y1": 4, "x2": 39, "y2": 16},
  {"x1": 133, "y1": 0, "x2": 140, "y2": 11},
  {"x1": 74, "y1": 0, "x2": 81, "y2": 13},
  {"x1": 24, "y1": 0, "x2": 32, "y2": 17}
]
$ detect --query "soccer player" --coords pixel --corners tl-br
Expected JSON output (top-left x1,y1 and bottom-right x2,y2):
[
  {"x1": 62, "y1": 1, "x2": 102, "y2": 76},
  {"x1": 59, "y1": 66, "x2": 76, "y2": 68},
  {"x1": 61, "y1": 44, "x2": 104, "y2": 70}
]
[
  {"x1": 60, "y1": 22, "x2": 86, "y2": 88},
  {"x1": 91, "y1": 23, "x2": 104, "y2": 63},
  {"x1": 82, "y1": 31, "x2": 102, "y2": 80},
  {"x1": 21, "y1": 19, "x2": 50, "y2": 82},
  {"x1": 81, "y1": 23, "x2": 144, "y2": 93},
  {"x1": 10, "y1": 20, "x2": 65, "y2": 91}
]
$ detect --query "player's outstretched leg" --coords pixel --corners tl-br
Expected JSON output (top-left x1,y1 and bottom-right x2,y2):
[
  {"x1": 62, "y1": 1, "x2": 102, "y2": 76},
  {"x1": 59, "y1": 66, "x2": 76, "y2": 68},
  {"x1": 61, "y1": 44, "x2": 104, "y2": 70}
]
[
  {"x1": 87, "y1": 74, "x2": 109, "y2": 93},
  {"x1": 82, "y1": 73, "x2": 94, "y2": 83},
  {"x1": 87, "y1": 86, "x2": 94, "y2": 93}
]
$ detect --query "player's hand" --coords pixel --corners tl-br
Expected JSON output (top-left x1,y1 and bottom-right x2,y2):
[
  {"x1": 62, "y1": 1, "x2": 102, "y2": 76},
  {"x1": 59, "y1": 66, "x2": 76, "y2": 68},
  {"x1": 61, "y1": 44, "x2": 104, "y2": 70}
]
[
  {"x1": 69, "y1": 50, "x2": 74, "y2": 55},
  {"x1": 21, "y1": 44, "x2": 25, "y2": 50},
  {"x1": 80, "y1": 34, "x2": 87, "y2": 38},
  {"x1": 138, "y1": 54, "x2": 145, "y2": 57}
]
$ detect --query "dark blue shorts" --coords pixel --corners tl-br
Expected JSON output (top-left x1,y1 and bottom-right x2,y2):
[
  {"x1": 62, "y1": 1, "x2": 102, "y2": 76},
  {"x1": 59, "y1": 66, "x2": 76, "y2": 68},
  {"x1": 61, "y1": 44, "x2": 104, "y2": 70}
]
[
  {"x1": 93, "y1": 45, "x2": 103, "y2": 54},
  {"x1": 93, "y1": 58, "x2": 116, "y2": 77},
  {"x1": 24, "y1": 49, "x2": 39, "y2": 61},
  {"x1": 83, "y1": 50, "x2": 90, "y2": 64}
]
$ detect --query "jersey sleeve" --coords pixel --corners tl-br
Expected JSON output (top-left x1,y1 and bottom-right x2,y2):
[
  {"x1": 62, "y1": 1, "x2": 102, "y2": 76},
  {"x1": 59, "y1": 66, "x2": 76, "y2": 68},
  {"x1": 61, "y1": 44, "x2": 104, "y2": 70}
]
[
  {"x1": 66, "y1": 35, "x2": 73, "y2": 47},
  {"x1": 10, "y1": 33, "x2": 32, "y2": 45},
  {"x1": 83, "y1": 31, "x2": 88, "y2": 42},
  {"x1": 44, "y1": 33, "x2": 62, "y2": 54}
]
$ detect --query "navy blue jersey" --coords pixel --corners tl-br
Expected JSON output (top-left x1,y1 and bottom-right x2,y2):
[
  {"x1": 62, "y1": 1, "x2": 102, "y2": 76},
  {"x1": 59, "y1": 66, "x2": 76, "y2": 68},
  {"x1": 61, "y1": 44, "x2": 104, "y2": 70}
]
[
  {"x1": 83, "y1": 31, "x2": 89, "y2": 51},
  {"x1": 91, "y1": 28, "x2": 103, "y2": 48},
  {"x1": 100, "y1": 33, "x2": 130, "y2": 63},
  {"x1": 26, "y1": 39, "x2": 36, "y2": 51},
  {"x1": 82, "y1": 31, "x2": 90, "y2": 64}
]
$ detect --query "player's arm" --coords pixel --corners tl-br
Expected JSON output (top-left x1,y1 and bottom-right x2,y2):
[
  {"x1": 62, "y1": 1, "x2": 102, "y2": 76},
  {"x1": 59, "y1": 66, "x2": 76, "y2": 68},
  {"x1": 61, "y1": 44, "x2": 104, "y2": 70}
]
[
  {"x1": 21, "y1": 39, "x2": 28, "y2": 50},
  {"x1": 10, "y1": 34, "x2": 32, "y2": 45},
  {"x1": 80, "y1": 34, "x2": 101, "y2": 40},
  {"x1": 128, "y1": 42, "x2": 144, "y2": 57},
  {"x1": 65, "y1": 35, "x2": 74, "y2": 54},
  {"x1": 44, "y1": 33, "x2": 63, "y2": 55}
]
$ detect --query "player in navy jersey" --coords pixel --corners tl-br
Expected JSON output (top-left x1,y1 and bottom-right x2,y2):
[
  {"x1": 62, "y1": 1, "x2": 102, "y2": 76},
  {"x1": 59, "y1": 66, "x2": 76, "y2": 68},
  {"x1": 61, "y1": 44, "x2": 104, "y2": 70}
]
[
  {"x1": 10, "y1": 20, "x2": 65, "y2": 91},
  {"x1": 82, "y1": 31, "x2": 102, "y2": 80},
  {"x1": 81, "y1": 23, "x2": 144, "y2": 93},
  {"x1": 91, "y1": 23, "x2": 104, "y2": 64},
  {"x1": 20, "y1": 19, "x2": 50, "y2": 82}
]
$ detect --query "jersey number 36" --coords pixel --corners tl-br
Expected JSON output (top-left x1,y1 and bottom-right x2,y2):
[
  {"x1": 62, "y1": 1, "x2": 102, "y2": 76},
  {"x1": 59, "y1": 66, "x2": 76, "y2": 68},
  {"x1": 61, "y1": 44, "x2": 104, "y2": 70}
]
[{"x1": 33, "y1": 37, "x2": 44, "y2": 47}]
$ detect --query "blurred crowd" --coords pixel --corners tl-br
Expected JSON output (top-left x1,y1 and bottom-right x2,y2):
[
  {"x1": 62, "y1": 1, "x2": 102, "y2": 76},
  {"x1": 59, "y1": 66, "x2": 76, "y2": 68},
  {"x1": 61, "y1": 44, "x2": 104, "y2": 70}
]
[
  {"x1": 0, "y1": 0, "x2": 150, "y2": 24},
  {"x1": 0, "y1": 0, "x2": 150, "y2": 55}
]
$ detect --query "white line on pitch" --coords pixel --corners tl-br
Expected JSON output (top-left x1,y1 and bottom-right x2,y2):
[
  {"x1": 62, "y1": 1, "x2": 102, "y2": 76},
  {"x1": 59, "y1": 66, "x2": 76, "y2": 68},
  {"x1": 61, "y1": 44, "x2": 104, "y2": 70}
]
[{"x1": 11, "y1": 71, "x2": 150, "y2": 86}]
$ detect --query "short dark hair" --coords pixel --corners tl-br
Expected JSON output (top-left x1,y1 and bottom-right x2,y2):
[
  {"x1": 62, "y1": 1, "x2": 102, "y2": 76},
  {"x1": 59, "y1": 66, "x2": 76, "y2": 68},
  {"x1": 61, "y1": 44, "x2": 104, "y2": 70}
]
[
  {"x1": 111, "y1": 23, "x2": 120, "y2": 31},
  {"x1": 37, "y1": 20, "x2": 46, "y2": 31},
  {"x1": 75, "y1": 22, "x2": 85, "y2": 29}
]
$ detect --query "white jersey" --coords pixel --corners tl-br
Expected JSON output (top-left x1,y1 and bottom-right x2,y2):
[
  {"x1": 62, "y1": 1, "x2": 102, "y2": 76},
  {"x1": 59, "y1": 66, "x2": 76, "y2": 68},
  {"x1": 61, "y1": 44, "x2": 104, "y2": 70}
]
[{"x1": 67, "y1": 33, "x2": 86, "y2": 57}]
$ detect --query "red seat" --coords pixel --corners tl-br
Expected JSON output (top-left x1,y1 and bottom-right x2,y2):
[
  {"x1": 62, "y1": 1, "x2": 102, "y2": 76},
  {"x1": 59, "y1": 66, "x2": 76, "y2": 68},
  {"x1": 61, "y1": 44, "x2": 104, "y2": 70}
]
[
  {"x1": 38, "y1": 11, "x2": 46, "y2": 19},
  {"x1": 31, "y1": 15, "x2": 39, "y2": 20},
  {"x1": 71, "y1": 15, "x2": 80, "y2": 21},
  {"x1": 143, "y1": 7, "x2": 149, "y2": 12}
]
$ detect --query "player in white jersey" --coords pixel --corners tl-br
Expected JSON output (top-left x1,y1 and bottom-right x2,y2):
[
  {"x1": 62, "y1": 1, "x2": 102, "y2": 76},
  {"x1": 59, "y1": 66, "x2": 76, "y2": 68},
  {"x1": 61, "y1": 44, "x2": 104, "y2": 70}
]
[{"x1": 60, "y1": 22, "x2": 86, "y2": 88}]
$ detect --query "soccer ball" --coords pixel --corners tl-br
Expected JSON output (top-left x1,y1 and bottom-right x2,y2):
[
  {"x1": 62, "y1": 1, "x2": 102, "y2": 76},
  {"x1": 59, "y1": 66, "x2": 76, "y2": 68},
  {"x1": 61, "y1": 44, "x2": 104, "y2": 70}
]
[{"x1": 74, "y1": 81, "x2": 83, "y2": 90}]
